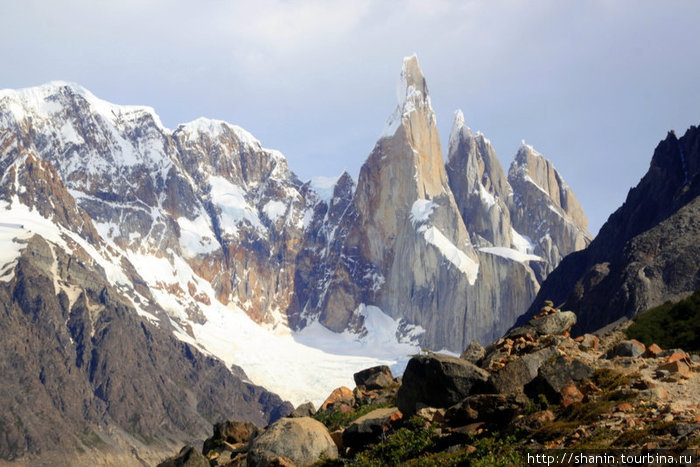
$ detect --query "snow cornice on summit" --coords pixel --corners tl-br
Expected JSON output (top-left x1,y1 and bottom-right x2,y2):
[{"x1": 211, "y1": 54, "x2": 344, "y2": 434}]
[{"x1": 381, "y1": 55, "x2": 436, "y2": 138}]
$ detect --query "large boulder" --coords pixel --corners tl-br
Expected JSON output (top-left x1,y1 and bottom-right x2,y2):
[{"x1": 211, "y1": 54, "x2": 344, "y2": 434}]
[
  {"x1": 524, "y1": 355, "x2": 593, "y2": 403},
  {"x1": 606, "y1": 340, "x2": 646, "y2": 358},
  {"x1": 342, "y1": 407, "x2": 403, "y2": 450},
  {"x1": 320, "y1": 386, "x2": 355, "y2": 411},
  {"x1": 157, "y1": 445, "x2": 209, "y2": 467},
  {"x1": 247, "y1": 417, "x2": 338, "y2": 467},
  {"x1": 353, "y1": 366, "x2": 394, "y2": 390},
  {"x1": 397, "y1": 353, "x2": 493, "y2": 416},
  {"x1": 529, "y1": 311, "x2": 577, "y2": 335}
]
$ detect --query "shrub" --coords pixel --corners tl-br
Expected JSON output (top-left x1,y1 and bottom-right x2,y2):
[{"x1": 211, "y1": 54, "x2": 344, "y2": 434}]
[{"x1": 626, "y1": 288, "x2": 700, "y2": 352}]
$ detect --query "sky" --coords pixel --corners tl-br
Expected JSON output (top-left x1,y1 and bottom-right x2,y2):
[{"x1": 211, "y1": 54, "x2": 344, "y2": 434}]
[{"x1": 2, "y1": 0, "x2": 699, "y2": 235}]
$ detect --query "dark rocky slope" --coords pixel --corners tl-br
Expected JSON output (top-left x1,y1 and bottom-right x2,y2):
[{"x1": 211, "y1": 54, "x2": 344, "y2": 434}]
[
  {"x1": 0, "y1": 235, "x2": 291, "y2": 466},
  {"x1": 520, "y1": 126, "x2": 700, "y2": 334}
]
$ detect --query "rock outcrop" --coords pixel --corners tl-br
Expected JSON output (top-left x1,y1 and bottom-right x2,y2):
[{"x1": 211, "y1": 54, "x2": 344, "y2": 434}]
[{"x1": 171, "y1": 310, "x2": 700, "y2": 465}]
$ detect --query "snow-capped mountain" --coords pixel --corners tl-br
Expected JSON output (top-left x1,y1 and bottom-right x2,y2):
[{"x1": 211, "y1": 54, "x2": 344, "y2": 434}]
[
  {"x1": 0, "y1": 57, "x2": 591, "y2": 463},
  {"x1": 296, "y1": 56, "x2": 592, "y2": 351}
]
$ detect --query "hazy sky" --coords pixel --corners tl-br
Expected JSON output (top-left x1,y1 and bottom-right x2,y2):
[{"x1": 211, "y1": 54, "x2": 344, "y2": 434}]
[{"x1": 3, "y1": 0, "x2": 699, "y2": 235}]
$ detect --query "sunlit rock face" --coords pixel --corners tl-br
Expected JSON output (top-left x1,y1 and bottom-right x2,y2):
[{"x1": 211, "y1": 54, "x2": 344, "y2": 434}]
[{"x1": 300, "y1": 57, "x2": 590, "y2": 351}]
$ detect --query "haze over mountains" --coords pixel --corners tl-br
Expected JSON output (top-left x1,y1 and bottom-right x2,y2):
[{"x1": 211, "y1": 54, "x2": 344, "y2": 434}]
[{"x1": 3, "y1": 55, "x2": 698, "y2": 465}]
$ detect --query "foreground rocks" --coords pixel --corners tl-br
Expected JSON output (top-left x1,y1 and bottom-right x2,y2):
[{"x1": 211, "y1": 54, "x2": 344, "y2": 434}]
[
  {"x1": 160, "y1": 310, "x2": 699, "y2": 466},
  {"x1": 397, "y1": 353, "x2": 492, "y2": 415}
]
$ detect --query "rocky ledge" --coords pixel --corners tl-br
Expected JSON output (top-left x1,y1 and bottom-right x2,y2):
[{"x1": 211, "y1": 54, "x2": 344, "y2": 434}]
[{"x1": 158, "y1": 306, "x2": 700, "y2": 466}]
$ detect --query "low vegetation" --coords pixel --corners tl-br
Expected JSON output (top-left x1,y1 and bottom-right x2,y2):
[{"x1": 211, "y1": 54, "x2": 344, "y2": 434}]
[{"x1": 626, "y1": 287, "x2": 700, "y2": 352}]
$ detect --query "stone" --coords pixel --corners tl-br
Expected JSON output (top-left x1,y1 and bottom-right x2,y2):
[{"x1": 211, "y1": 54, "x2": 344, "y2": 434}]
[
  {"x1": 353, "y1": 365, "x2": 394, "y2": 390},
  {"x1": 643, "y1": 343, "x2": 663, "y2": 358},
  {"x1": 460, "y1": 340, "x2": 486, "y2": 364},
  {"x1": 521, "y1": 346, "x2": 560, "y2": 380},
  {"x1": 524, "y1": 355, "x2": 593, "y2": 404},
  {"x1": 289, "y1": 402, "x2": 316, "y2": 418},
  {"x1": 416, "y1": 407, "x2": 446, "y2": 423},
  {"x1": 397, "y1": 353, "x2": 493, "y2": 416},
  {"x1": 247, "y1": 417, "x2": 338, "y2": 467},
  {"x1": 342, "y1": 407, "x2": 403, "y2": 450},
  {"x1": 203, "y1": 420, "x2": 260, "y2": 455},
  {"x1": 577, "y1": 334, "x2": 599, "y2": 351},
  {"x1": 488, "y1": 357, "x2": 533, "y2": 395},
  {"x1": 560, "y1": 382, "x2": 584, "y2": 408},
  {"x1": 664, "y1": 352, "x2": 691, "y2": 364},
  {"x1": 606, "y1": 340, "x2": 646, "y2": 358},
  {"x1": 658, "y1": 360, "x2": 692, "y2": 378},
  {"x1": 527, "y1": 311, "x2": 577, "y2": 336},
  {"x1": 157, "y1": 445, "x2": 210, "y2": 467},
  {"x1": 320, "y1": 386, "x2": 355, "y2": 411}
]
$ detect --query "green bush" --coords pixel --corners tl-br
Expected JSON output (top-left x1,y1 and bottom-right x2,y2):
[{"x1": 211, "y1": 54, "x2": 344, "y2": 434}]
[
  {"x1": 313, "y1": 402, "x2": 390, "y2": 432},
  {"x1": 626, "y1": 288, "x2": 700, "y2": 352}
]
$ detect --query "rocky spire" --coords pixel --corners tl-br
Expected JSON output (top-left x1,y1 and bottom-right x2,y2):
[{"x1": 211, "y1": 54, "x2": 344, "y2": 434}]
[
  {"x1": 508, "y1": 142, "x2": 592, "y2": 277},
  {"x1": 446, "y1": 110, "x2": 513, "y2": 247}
]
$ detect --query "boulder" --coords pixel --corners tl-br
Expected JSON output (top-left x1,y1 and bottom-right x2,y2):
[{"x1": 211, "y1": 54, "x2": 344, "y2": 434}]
[
  {"x1": 528, "y1": 311, "x2": 577, "y2": 336},
  {"x1": 342, "y1": 407, "x2": 402, "y2": 450},
  {"x1": 658, "y1": 360, "x2": 692, "y2": 378},
  {"x1": 247, "y1": 417, "x2": 338, "y2": 467},
  {"x1": 488, "y1": 357, "x2": 533, "y2": 395},
  {"x1": 157, "y1": 445, "x2": 209, "y2": 467},
  {"x1": 397, "y1": 353, "x2": 493, "y2": 416},
  {"x1": 460, "y1": 340, "x2": 486, "y2": 364},
  {"x1": 577, "y1": 334, "x2": 599, "y2": 351},
  {"x1": 643, "y1": 343, "x2": 663, "y2": 358},
  {"x1": 524, "y1": 355, "x2": 593, "y2": 404},
  {"x1": 289, "y1": 402, "x2": 316, "y2": 418},
  {"x1": 353, "y1": 365, "x2": 394, "y2": 390},
  {"x1": 606, "y1": 340, "x2": 646, "y2": 358},
  {"x1": 320, "y1": 386, "x2": 355, "y2": 411},
  {"x1": 521, "y1": 346, "x2": 559, "y2": 379}
]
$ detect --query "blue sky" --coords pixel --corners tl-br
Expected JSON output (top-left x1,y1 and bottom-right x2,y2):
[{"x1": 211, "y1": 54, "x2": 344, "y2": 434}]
[{"x1": 2, "y1": 0, "x2": 699, "y2": 235}]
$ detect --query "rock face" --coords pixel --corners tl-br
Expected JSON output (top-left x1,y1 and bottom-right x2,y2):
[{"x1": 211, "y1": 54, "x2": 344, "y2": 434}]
[
  {"x1": 508, "y1": 143, "x2": 590, "y2": 279},
  {"x1": 299, "y1": 57, "x2": 591, "y2": 351},
  {"x1": 520, "y1": 126, "x2": 700, "y2": 334}
]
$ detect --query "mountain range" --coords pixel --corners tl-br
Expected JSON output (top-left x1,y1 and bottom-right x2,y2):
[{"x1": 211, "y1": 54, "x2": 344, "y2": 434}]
[{"x1": 3, "y1": 56, "x2": 697, "y2": 465}]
